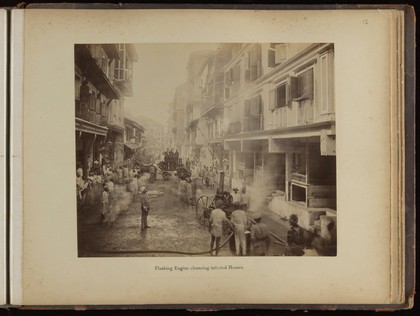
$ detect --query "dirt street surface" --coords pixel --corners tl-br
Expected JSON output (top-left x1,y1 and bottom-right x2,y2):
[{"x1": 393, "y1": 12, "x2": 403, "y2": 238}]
[{"x1": 78, "y1": 177, "x2": 290, "y2": 257}]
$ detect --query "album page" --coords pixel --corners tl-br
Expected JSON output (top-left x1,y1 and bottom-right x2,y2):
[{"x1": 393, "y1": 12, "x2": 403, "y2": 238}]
[{"x1": 11, "y1": 8, "x2": 405, "y2": 306}]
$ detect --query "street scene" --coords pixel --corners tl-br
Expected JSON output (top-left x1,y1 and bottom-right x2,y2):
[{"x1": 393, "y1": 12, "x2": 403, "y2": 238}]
[{"x1": 75, "y1": 43, "x2": 337, "y2": 257}]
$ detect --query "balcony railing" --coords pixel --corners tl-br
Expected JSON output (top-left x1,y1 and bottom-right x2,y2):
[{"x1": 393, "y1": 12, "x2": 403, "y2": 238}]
[
  {"x1": 273, "y1": 107, "x2": 287, "y2": 128},
  {"x1": 75, "y1": 100, "x2": 108, "y2": 127},
  {"x1": 297, "y1": 99, "x2": 314, "y2": 125},
  {"x1": 243, "y1": 115, "x2": 263, "y2": 132}
]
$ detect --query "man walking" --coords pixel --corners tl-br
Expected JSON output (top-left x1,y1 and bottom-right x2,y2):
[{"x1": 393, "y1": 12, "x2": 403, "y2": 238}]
[
  {"x1": 139, "y1": 186, "x2": 151, "y2": 230},
  {"x1": 230, "y1": 209, "x2": 249, "y2": 256}
]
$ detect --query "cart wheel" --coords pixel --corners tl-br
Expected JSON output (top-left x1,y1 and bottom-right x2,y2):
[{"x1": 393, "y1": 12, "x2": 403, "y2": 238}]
[{"x1": 196, "y1": 196, "x2": 214, "y2": 227}]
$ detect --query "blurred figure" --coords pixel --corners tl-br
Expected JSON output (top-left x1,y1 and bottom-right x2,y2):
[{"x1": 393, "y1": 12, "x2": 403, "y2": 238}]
[
  {"x1": 101, "y1": 186, "x2": 109, "y2": 222},
  {"x1": 149, "y1": 164, "x2": 156, "y2": 183},
  {"x1": 250, "y1": 212, "x2": 271, "y2": 256},
  {"x1": 139, "y1": 186, "x2": 151, "y2": 230},
  {"x1": 230, "y1": 209, "x2": 249, "y2": 256},
  {"x1": 209, "y1": 199, "x2": 233, "y2": 256},
  {"x1": 231, "y1": 188, "x2": 241, "y2": 208},
  {"x1": 324, "y1": 221, "x2": 337, "y2": 256},
  {"x1": 285, "y1": 214, "x2": 305, "y2": 256},
  {"x1": 240, "y1": 187, "x2": 249, "y2": 211}
]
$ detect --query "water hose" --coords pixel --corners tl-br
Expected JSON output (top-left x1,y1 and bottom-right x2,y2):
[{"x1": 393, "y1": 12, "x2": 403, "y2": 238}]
[{"x1": 98, "y1": 232, "x2": 234, "y2": 255}]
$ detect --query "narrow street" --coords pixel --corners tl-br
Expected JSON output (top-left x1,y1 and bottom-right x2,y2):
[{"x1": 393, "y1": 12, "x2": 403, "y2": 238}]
[{"x1": 78, "y1": 175, "x2": 290, "y2": 257}]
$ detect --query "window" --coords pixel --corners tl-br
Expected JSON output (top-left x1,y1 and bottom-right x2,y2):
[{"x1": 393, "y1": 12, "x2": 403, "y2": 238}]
[
  {"x1": 268, "y1": 43, "x2": 287, "y2": 68},
  {"x1": 290, "y1": 67, "x2": 315, "y2": 124},
  {"x1": 249, "y1": 44, "x2": 262, "y2": 81},
  {"x1": 269, "y1": 82, "x2": 287, "y2": 110},
  {"x1": 114, "y1": 44, "x2": 132, "y2": 81},
  {"x1": 295, "y1": 68, "x2": 314, "y2": 101},
  {"x1": 320, "y1": 51, "x2": 334, "y2": 114},
  {"x1": 224, "y1": 70, "x2": 232, "y2": 99},
  {"x1": 228, "y1": 103, "x2": 241, "y2": 134},
  {"x1": 232, "y1": 63, "x2": 241, "y2": 96},
  {"x1": 244, "y1": 95, "x2": 263, "y2": 132}
]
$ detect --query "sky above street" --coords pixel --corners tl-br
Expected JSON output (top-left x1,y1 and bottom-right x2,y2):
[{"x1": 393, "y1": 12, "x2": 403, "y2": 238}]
[{"x1": 124, "y1": 43, "x2": 218, "y2": 126}]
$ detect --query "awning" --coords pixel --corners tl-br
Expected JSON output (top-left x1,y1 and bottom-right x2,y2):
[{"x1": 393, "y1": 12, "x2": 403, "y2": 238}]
[
  {"x1": 124, "y1": 143, "x2": 141, "y2": 150},
  {"x1": 76, "y1": 117, "x2": 108, "y2": 136}
]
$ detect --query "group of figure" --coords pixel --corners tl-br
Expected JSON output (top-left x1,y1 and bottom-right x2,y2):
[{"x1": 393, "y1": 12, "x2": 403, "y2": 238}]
[
  {"x1": 208, "y1": 203, "x2": 337, "y2": 257},
  {"x1": 284, "y1": 214, "x2": 337, "y2": 256},
  {"x1": 208, "y1": 199, "x2": 271, "y2": 256},
  {"x1": 200, "y1": 166, "x2": 219, "y2": 189},
  {"x1": 76, "y1": 159, "x2": 160, "y2": 224},
  {"x1": 162, "y1": 148, "x2": 180, "y2": 171},
  {"x1": 230, "y1": 187, "x2": 249, "y2": 211}
]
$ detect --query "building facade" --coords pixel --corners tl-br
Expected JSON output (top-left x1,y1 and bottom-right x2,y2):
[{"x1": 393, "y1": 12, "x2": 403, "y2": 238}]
[
  {"x1": 124, "y1": 117, "x2": 144, "y2": 164},
  {"x1": 75, "y1": 44, "x2": 138, "y2": 176},
  {"x1": 221, "y1": 43, "x2": 336, "y2": 228},
  {"x1": 171, "y1": 43, "x2": 336, "y2": 229}
]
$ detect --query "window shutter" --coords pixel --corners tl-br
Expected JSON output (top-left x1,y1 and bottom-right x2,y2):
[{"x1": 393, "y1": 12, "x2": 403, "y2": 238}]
[
  {"x1": 243, "y1": 117, "x2": 250, "y2": 132},
  {"x1": 290, "y1": 76, "x2": 298, "y2": 100},
  {"x1": 257, "y1": 94, "x2": 262, "y2": 114},
  {"x1": 250, "y1": 96, "x2": 260, "y2": 116},
  {"x1": 275, "y1": 44, "x2": 287, "y2": 64},
  {"x1": 269, "y1": 88, "x2": 277, "y2": 110},
  {"x1": 268, "y1": 49, "x2": 276, "y2": 68},
  {"x1": 89, "y1": 94, "x2": 96, "y2": 110},
  {"x1": 244, "y1": 99, "x2": 251, "y2": 116},
  {"x1": 96, "y1": 95, "x2": 101, "y2": 113},
  {"x1": 303, "y1": 68, "x2": 314, "y2": 98}
]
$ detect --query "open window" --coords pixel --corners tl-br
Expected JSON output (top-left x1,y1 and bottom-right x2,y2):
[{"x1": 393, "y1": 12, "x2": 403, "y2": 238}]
[
  {"x1": 269, "y1": 75, "x2": 297, "y2": 110},
  {"x1": 293, "y1": 67, "x2": 314, "y2": 101},
  {"x1": 268, "y1": 43, "x2": 287, "y2": 68}
]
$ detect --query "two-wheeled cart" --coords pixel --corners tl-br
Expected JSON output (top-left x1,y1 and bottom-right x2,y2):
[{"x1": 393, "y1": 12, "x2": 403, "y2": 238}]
[{"x1": 195, "y1": 172, "x2": 233, "y2": 227}]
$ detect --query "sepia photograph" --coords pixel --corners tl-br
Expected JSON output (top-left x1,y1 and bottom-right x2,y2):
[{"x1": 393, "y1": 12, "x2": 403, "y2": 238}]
[{"x1": 75, "y1": 43, "x2": 337, "y2": 258}]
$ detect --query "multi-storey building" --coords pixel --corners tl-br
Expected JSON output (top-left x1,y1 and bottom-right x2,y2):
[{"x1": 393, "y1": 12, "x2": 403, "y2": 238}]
[
  {"x1": 197, "y1": 45, "x2": 231, "y2": 169},
  {"x1": 183, "y1": 50, "x2": 213, "y2": 165},
  {"x1": 171, "y1": 83, "x2": 188, "y2": 158},
  {"x1": 123, "y1": 117, "x2": 144, "y2": 163},
  {"x1": 221, "y1": 43, "x2": 336, "y2": 228},
  {"x1": 75, "y1": 44, "x2": 138, "y2": 176}
]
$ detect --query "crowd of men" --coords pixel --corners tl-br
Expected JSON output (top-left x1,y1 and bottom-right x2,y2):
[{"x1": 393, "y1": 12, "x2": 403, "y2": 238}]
[{"x1": 162, "y1": 148, "x2": 180, "y2": 171}]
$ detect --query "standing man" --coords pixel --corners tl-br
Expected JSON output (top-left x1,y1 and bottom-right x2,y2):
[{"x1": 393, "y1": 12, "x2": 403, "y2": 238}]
[
  {"x1": 250, "y1": 212, "x2": 271, "y2": 256},
  {"x1": 139, "y1": 186, "x2": 151, "y2": 230},
  {"x1": 209, "y1": 199, "x2": 233, "y2": 256},
  {"x1": 230, "y1": 209, "x2": 249, "y2": 256}
]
